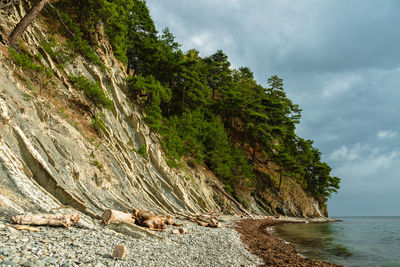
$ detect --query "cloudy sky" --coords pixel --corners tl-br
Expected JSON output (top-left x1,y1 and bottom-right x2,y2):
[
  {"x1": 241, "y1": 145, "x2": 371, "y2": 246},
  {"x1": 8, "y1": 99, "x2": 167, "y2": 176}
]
[{"x1": 147, "y1": 0, "x2": 400, "y2": 216}]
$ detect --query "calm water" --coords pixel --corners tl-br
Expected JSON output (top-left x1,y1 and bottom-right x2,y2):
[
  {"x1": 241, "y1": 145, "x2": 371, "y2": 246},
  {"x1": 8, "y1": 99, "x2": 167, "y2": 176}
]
[{"x1": 273, "y1": 217, "x2": 400, "y2": 267}]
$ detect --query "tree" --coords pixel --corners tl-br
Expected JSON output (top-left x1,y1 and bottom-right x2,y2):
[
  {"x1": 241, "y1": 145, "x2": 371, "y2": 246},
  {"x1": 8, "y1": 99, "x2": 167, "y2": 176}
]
[
  {"x1": 8, "y1": 0, "x2": 48, "y2": 46},
  {"x1": 125, "y1": 0, "x2": 158, "y2": 73},
  {"x1": 263, "y1": 75, "x2": 301, "y2": 136},
  {"x1": 204, "y1": 50, "x2": 232, "y2": 100},
  {"x1": 127, "y1": 75, "x2": 171, "y2": 131},
  {"x1": 172, "y1": 49, "x2": 209, "y2": 114}
]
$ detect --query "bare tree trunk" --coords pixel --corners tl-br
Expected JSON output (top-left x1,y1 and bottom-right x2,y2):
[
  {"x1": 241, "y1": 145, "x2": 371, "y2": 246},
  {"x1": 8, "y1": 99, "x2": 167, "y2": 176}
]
[
  {"x1": 252, "y1": 143, "x2": 256, "y2": 163},
  {"x1": 132, "y1": 209, "x2": 174, "y2": 230},
  {"x1": 278, "y1": 169, "x2": 283, "y2": 192},
  {"x1": 102, "y1": 210, "x2": 136, "y2": 225},
  {"x1": 8, "y1": 0, "x2": 47, "y2": 46},
  {"x1": 210, "y1": 182, "x2": 255, "y2": 219},
  {"x1": 11, "y1": 214, "x2": 80, "y2": 227},
  {"x1": 307, "y1": 175, "x2": 312, "y2": 193}
]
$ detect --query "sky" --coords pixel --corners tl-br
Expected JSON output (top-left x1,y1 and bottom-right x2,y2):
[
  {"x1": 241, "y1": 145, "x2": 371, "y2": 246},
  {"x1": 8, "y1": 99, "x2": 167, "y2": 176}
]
[{"x1": 147, "y1": 0, "x2": 400, "y2": 216}]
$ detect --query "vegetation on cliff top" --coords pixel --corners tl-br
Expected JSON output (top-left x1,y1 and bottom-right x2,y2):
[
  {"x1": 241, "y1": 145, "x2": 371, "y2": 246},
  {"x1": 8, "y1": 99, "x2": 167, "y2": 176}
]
[{"x1": 13, "y1": 0, "x2": 340, "y2": 208}]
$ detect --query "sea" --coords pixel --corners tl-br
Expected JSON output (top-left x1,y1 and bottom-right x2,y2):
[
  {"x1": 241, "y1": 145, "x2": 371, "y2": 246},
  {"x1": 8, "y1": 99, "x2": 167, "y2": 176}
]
[{"x1": 272, "y1": 216, "x2": 400, "y2": 267}]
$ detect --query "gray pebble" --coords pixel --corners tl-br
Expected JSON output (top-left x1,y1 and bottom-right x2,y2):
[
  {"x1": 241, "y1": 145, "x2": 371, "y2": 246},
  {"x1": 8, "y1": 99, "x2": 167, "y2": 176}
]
[
  {"x1": 0, "y1": 248, "x2": 9, "y2": 256},
  {"x1": 0, "y1": 218, "x2": 262, "y2": 267},
  {"x1": 1, "y1": 260, "x2": 18, "y2": 266},
  {"x1": 20, "y1": 260, "x2": 34, "y2": 267},
  {"x1": 46, "y1": 257, "x2": 57, "y2": 264}
]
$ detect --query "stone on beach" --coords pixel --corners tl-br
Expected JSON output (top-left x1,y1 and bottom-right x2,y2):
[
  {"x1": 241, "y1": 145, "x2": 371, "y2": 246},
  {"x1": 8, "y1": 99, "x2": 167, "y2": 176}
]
[{"x1": 112, "y1": 245, "x2": 127, "y2": 260}]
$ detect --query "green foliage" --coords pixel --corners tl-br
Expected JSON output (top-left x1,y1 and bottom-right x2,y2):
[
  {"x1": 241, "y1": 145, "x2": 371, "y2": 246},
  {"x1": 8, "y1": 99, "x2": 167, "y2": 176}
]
[
  {"x1": 49, "y1": 0, "x2": 340, "y2": 203},
  {"x1": 9, "y1": 47, "x2": 55, "y2": 94},
  {"x1": 91, "y1": 159, "x2": 103, "y2": 170},
  {"x1": 69, "y1": 75, "x2": 113, "y2": 115},
  {"x1": 9, "y1": 48, "x2": 44, "y2": 72},
  {"x1": 44, "y1": 6, "x2": 104, "y2": 68},
  {"x1": 127, "y1": 75, "x2": 170, "y2": 131},
  {"x1": 91, "y1": 114, "x2": 107, "y2": 134},
  {"x1": 138, "y1": 144, "x2": 147, "y2": 157},
  {"x1": 41, "y1": 35, "x2": 73, "y2": 69}
]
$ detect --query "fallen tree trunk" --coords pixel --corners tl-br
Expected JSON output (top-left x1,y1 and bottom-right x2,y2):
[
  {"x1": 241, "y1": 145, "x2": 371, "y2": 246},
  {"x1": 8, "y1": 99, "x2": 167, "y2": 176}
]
[
  {"x1": 102, "y1": 210, "x2": 135, "y2": 225},
  {"x1": 211, "y1": 182, "x2": 255, "y2": 219},
  {"x1": 132, "y1": 209, "x2": 175, "y2": 230},
  {"x1": 11, "y1": 214, "x2": 79, "y2": 227},
  {"x1": 177, "y1": 212, "x2": 221, "y2": 228},
  {"x1": 8, "y1": 224, "x2": 40, "y2": 232}
]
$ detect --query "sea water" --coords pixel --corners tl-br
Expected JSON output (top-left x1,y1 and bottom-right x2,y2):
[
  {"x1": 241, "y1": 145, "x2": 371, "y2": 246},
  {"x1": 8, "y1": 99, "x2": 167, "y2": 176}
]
[{"x1": 273, "y1": 217, "x2": 400, "y2": 267}]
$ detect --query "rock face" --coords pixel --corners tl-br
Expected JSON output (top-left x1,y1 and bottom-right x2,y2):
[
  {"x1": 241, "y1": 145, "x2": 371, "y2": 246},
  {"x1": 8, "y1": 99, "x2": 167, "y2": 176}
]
[{"x1": 0, "y1": 2, "x2": 327, "y2": 223}]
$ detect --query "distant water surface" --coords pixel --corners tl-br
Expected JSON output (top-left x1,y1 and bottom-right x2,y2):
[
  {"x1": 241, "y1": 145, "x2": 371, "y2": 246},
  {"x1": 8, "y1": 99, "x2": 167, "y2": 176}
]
[{"x1": 273, "y1": 216, "x2": 400, "y2": 266}]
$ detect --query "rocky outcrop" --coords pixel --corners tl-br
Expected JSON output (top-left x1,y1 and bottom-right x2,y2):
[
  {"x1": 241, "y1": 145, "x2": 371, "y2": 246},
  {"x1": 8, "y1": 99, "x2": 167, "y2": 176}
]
[{"x1": 0, "y1": 2, "x2": 327, "y2": 224}]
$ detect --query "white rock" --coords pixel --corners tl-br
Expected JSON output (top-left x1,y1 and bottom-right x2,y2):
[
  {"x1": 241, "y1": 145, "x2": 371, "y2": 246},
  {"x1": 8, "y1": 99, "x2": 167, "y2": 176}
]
[{"x1": 171, "y1": 229, "x2": 180, "y2": 234}]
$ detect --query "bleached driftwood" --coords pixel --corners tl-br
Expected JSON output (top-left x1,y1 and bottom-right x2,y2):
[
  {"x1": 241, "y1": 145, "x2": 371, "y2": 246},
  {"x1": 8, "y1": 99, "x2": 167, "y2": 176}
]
[
  {"x1": 132, "y1": 209, "x2": 175, "y2": 230},
  {"x1": 177, "y1": 212, "x2": 221, "y2": 228},
  {"x1": 105, "y1": 222, "x2": 165, "y2": 240},
  {"x1": 11, "y1": 214, "x2": 80, "y2": 228},
  {"x1": 102, "y1": 210, "x2": 135, "y2": 225},
  {"x1": 8, "y1": 224, "x2": 40, "y2": 232}
]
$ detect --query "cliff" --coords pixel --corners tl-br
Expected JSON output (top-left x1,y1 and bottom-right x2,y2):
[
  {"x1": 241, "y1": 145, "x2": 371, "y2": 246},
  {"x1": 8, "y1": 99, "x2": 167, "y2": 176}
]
[{"x1": 0, "y1": 2, "x2": 327, "y2": 226}]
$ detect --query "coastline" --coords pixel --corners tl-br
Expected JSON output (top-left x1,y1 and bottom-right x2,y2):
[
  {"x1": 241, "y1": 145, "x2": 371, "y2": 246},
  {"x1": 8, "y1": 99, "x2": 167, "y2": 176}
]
[
  {"x1": 0, "y1": 215, "x2": 262, "y2": 266},
  {"x1": 235, "y1": 217, "x2": 343, "y2": 267}
]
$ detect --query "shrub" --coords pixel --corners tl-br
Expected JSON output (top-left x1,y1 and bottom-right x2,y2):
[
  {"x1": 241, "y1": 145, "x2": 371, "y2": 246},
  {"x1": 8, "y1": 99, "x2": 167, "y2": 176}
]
[
  {"x1": 9, "y1": 48, "x2": 43, "y2": 72},
  {"x1": 91, "y1": 160, "x2": 103, "y2": 170},
  {"x1": 138, "y1": 144, "x2": 147, "y2": 157},
  {"x1": 46, "y1": 8, "x2": 105, "y2": 69},
  {"x1": 41, "y1": 35, "x2": 73, "y2": 67},
  {"x1": 91, "y1": 115, "x2": 107, "y2": 134},
  {"x1": 69, "y1": 75, "x2": 113, "y2": 116}
]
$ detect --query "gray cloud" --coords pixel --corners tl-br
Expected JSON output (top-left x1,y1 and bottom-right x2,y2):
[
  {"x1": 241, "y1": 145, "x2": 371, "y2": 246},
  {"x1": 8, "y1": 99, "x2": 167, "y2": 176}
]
[{"x1": 148, "y1": 0, "x2": 400, "y2": 216}]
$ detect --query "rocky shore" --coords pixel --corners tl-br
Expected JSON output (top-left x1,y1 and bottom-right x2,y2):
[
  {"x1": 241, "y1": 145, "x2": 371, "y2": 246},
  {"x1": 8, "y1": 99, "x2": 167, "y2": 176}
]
[
  {"x1": 0, "y1": 213, "x2": 343, "y2": 267},
  {"x1": 0, "y1": 215, "x2": 261, "y2": 267}
]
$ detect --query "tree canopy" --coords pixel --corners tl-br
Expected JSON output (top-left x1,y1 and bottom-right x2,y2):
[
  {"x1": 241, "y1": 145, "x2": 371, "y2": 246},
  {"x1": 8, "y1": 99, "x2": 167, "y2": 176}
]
[{"x1": 48, "y1": 0, "x2": 340, "y2": 206}]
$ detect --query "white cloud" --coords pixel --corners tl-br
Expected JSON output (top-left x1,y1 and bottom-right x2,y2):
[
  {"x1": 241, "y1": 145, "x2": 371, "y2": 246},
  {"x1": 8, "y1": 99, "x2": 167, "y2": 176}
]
[
  {"x1": 329, "y1": 143, "x2": 375, "y2": 162},
  {"x1": 377, "y1": 130, "x2": 397, "y2": 139},
  {"x1": 329, "y1": 143, "x2": 398, "y2": 177},
  {"x1": 321, "y1": 74, "x2": 363, "y2": 98}
]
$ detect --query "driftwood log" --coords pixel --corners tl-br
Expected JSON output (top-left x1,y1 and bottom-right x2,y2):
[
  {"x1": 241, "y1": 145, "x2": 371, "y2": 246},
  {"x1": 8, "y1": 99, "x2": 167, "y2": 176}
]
[
  {"x1": 102, "y1": 210, "x2": 135, "y2": 225},
  {"x1": 132, "y1": 209, "x2": 175, "y2": 230},
  {"x1": 8, "y1": 224, "x2": 40, "y2": 232},
  {"x1": 102, "y1": 208, "x2": 177, "y2": 231},
  {"x1": 11, "y1": 214, "x2": 80, "y2": 227},
  {"x1": 177, "y1": 212, "x2": 221, "y2": 228}
]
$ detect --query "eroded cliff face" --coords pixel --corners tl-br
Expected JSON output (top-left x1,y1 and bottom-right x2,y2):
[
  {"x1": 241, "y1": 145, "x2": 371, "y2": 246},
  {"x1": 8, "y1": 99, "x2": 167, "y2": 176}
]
[{"x1": 0, "y1": 2, "x2": 327, "y2": 223}]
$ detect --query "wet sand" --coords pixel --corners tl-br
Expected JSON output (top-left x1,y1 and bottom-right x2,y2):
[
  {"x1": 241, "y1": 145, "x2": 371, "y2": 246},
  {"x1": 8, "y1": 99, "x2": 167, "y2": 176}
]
[{"x1": 235, "y1": 219, "x2": 343, "y2": 267}]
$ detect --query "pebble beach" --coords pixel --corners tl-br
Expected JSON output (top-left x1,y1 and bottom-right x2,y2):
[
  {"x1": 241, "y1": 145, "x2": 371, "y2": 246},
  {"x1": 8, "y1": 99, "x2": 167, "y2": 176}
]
[{"x1": 0, "y1": 215, "x2": 262, "y2": 267}]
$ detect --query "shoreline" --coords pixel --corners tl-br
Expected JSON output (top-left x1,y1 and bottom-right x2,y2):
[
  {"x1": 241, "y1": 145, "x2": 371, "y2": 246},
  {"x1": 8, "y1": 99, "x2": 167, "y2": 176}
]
[
  {"x1": 0, "y1": 213, "x2": 342, "y2": 266},
  {"x1": 0, "y1": 215, "x2": 262, "y2": 266},
  {"x1": 235, "y1": 218, "x2": 343, "y2": 267}
]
